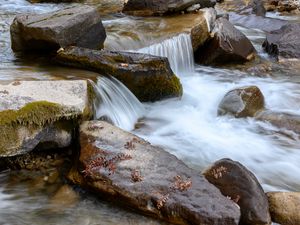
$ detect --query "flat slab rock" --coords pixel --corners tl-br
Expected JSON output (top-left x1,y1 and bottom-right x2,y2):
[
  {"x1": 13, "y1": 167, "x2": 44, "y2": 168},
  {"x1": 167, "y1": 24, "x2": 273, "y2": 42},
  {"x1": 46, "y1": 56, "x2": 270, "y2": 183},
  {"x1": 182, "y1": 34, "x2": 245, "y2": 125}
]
[
  {"x1": 0, "y1": 80, "x2": 92, "y2": 157},
  {"x1": 68, "y1": 121, "x2": 240, "y2": 225},
  {"x1": 123, "y1": 0, "x2": 216, "y2": 16},
  {"x1": 56, "y1": 46, "x2": 182, "y2": 102},
  {"x1": 10, "y1": 5, "x2": 106, "y2": 52}
]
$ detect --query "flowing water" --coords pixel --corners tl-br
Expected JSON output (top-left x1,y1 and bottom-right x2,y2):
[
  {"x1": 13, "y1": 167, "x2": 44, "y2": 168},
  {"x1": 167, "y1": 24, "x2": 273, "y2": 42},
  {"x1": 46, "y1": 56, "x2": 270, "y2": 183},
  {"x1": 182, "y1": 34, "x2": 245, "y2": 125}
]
[{"x1": 1, "y1": 0, "x2": 300, "y2": 224}]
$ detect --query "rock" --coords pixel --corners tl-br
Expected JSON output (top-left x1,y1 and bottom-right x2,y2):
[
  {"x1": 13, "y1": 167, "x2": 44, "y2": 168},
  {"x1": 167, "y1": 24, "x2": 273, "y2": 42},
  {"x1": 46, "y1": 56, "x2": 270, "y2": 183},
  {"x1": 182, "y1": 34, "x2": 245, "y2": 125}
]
[
  {"x1": 10, "y1": 5, "x2": 106, "y2": 52},
  {"x1": 0, "y1": 80, "x2": 93, "y2": 157},
  {"x1": 262, "y1": 23, "x2": 300, "y2": 60},
  {"x1": 195, "y1": 18, "x2": 256, "y2": 65},
  {"x1": 203, "y1": 158, "x2": 271, "y2": 225},
  {"x1": 50, "y1": 184, "x2": 79, "y2": 208},
  {"x1": 123, "y1": 0, "x2": 216, "y2": 16},
  {"x1": 186, "y1": 4, "x2": 201, "y2": 12},
  {"x1": 255, "y1": 110, "x2": 300, "y2": 134},
  {"x1": 251, "y1": 0, "x2": 266, "y2": 16},
  {"x1": 264, "y1": 0, "x2": 299, "y2": 12},
  {"x1": 267, "y1": 192, "x2": 300, "y2": 225},
  {"x1": 229, "y1": 12, "x2": 289, "y2": 32},
  {"x1": 68, "y1": 121, "x2": 241, "y2": 225},
  {"x1": 218, "y1": 86, "x2": 265, "y2": 118},
  {"x1": 56, "y1": 46, "x2": 182, "y2": 102}
]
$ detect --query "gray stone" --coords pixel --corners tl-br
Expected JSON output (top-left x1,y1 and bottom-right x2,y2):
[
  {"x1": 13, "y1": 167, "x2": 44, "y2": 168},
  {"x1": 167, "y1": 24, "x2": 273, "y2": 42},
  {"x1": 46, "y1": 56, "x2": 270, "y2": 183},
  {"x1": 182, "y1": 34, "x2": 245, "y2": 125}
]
[
  {"x1": 10, "y1": 5, "x2": 106, "y2": 52},
  {"x1": 263, "y1": 23, "x2": 300, "y2": 60},
  {"x1": 68, "y1": 121, "x2": 241, "y2": 225}
]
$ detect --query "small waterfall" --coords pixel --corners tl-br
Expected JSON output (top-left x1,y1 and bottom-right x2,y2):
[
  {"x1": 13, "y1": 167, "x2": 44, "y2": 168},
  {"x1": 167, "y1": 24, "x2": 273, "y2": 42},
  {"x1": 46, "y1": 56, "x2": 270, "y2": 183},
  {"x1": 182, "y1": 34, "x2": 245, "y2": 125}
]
[
  {"x1": 137, "y1": 33, "x2": 195, "y2": 75},
  {"x1": 92, "y1": 76, "x2": 145, "y2": 131}
]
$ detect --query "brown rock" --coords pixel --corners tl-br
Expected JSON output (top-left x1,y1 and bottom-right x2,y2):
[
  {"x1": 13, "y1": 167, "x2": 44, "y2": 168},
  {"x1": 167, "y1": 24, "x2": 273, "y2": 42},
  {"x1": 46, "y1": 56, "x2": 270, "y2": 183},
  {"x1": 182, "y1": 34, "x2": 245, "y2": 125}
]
[
  {"x1": 123, "y1": 0, "x2": 216, "y2": 16},
  {"x1": 10, "y1": 5, "x2": 106, "y2": 52},
  {"x1": 218, "y1": 86, "x2": 265, "y2": 118},
  {"x1": 56, "y1": 46, "x2": 182, "y2": 102},
  {"x1": 267, "y1": 192, "x2": 300, "y2": 225},
  {"x1": 203, "y1": 158, "x2": 271, "y2": 225},
  {"x1": 67, "y1": 121, "x2": 241, "y2": 225},
  {"x1": 195, "y1": 18, "x2": 256, "y2": 65}
]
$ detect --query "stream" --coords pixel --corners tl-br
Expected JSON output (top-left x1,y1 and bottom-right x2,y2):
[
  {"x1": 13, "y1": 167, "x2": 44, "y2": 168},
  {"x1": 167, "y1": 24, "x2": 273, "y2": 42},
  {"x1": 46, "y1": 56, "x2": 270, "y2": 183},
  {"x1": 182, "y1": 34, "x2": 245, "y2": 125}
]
[{"x1": 1, "y1": 0, "x2": 300, "y2": 224}]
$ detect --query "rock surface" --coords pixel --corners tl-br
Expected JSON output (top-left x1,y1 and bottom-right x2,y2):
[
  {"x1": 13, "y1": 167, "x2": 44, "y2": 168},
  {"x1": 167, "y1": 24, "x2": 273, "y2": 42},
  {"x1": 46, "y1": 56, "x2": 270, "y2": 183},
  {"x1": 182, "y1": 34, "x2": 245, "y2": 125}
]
[
  {"x1": 267, "y1": 192, "x2": 300, "y2": 225},
  {"x1": 218, "y1": 86, "x2": 265, "y2": 118},
  {"x1": 68, "y1": 121, "x2": 241, "y2": 225},
  {"x1": 203, "y1": 158, "x2": 271, "y2": 225},
  {"x1": 56, "y1": 46, "x2": 182, "y2": 102},
  {"x1": 255, "y1": 110, "x2": 300, "y2": 134},
  {"x1": 0, "y1": 80, "x2": 93, "y2": 157},
  {"x1": 123, "y1": 0, "x2": 216, "y2": 16},
  {"x1": 263, "y1": 23, "x2": 300, "y2": 59},
  {"x1": 195, "y1": 18, "x2": 256, "y2": 65},
  {"x1": 10, "y1": 5, "x2": 106, "y2": 52}
]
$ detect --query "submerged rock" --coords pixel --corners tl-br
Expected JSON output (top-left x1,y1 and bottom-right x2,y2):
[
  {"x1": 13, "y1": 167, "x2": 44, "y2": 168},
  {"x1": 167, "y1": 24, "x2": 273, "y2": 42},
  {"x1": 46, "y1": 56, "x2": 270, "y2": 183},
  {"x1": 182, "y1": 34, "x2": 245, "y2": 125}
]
[
  {"x1": 195, "y1": 18, "x2": 256, "y2": 65},
  {"x1": 0, "y1": 80, "x2": 93, "y2": 157},
  {"x1": 218, "y1": 86, "x2": 265, "y2": 118},
  {"x1": 267, "y1": 192, "x2": 300, "y2": 225},
  {"x1": 263, "y1": 23, "x2": 300, "y2": 60},
  {"x1": 203, "y1": 158, "x2": 271, "y2": 225},
  {"x1": 68, "y1": 121, "x2": 241, "y2": 225},
  {"x1": 56, "y1": 46, "x2": 182, "y2": 102},
  {"x1": 123, "y1": 0, "x2": 216, "y2": 16},
  {"x1": 50, "y1": 184, "x2": 79, "y2": 209},
  {"x1": 10, "y1": 5, "x2": 106, "y2": 52},
  {"x1": 255, "y1": 110, "x2": 300, "y2": 134}
]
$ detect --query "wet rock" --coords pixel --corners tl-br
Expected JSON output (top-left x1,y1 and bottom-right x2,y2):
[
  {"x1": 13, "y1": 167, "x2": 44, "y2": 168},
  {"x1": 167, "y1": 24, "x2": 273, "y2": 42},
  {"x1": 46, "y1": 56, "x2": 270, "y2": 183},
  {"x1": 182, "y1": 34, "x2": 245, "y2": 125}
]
[
  {"x1": 195, "y1": 18, "x2": 256, "y2": 65},
  {"x1": 262, "y1": 23, "x2": 300, "y2": 60},
  {"x1": 123, "y1": 0, "x2": 216, "y2": 16},
  {"x1": 255, "y1": 110, "x2": 300, "y2": 134},
  {"x1": 50, "y1": 184, "x2": 79, "y2": 208},
  {"x1": 203, "y1": 158, "x2": 271, "y2": 225},
  {"x1": 264, "y1": 0, "x2": 300, "y2": 12},
  {"x1": 0, "y1": 80, "x2": 93, "y2": 157},
  {"x1": 218, "y1": 86, "x2": 265, "y2": 118},
  {"x1": 10, "y1": 5, "x2": 106, "y2": 52},
  {"x1": 251, "y1": 0, "x2": 266, "y2": 16},
  {"x1": 68, "y1": 121, "x2": 241, "y2": 225},
  {"x1": 56, "y1": 46, "x2": 182, "y2": 102},
  {"x1": 267, "y1": 192, "x2": 300, "y2": 225},
  {"x1": 228, "y1": 12, "x2": 289, "y2": 32}
]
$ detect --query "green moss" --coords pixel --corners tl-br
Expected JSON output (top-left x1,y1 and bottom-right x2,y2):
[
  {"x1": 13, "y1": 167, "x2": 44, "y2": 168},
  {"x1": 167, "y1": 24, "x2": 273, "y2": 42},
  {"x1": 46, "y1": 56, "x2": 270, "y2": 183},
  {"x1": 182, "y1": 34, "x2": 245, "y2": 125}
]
[{"x1": 0, "y1": 101, "x2": 79, "y2": 156}]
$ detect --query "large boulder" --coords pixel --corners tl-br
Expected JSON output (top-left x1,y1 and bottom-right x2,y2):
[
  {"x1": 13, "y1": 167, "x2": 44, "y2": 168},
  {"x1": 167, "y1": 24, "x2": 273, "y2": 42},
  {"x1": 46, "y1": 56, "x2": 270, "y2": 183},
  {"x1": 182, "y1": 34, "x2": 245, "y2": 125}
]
[
  {"x1": 203, "y1": 158, "x2": 271, "y2": 225},
  {"x1": 218, "y1": 86, "x2": 265, "y2": 118},
  {"x1": 267, "y1": 192, "x2": 300, "y2": 225},
  {"x1": 10, "y1": 5, "x2": 106, "y2": 52},
  {"x1": 0, "y1": 80, "x2": 93, "y2": 157},
  {"x1": 195, "y1": 18, "x2": 256, "y2": 65},
  {"x1": 68, "y1": 121, "x2": 241, "y2": 224},
  {"x1": 262, "y1": 23, "x2": 300, "y2": 60},
  {"x1": 56, "y1": 46, "x2": 182, "y2": 102},
  {"x1": 122, "y1": 0, "x2": 216, "y2": 16}
]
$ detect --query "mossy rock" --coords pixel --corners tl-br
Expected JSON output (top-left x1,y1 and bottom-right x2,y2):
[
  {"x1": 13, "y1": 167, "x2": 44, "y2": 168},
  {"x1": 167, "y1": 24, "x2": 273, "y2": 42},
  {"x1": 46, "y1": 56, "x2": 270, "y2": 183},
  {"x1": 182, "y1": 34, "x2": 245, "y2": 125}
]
[
  {"x1": 56, "y1": 46, "x2": 183, "y2": 102},
  {"x1": 0, "y1": 80, "x2": 94, "y2": 157}
]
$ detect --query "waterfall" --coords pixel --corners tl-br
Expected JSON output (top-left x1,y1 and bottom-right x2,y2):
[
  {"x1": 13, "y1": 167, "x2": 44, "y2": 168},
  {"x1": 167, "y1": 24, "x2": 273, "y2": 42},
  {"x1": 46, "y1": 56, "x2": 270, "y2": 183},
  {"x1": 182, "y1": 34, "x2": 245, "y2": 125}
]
[
  {"x1": 137, "y1": 33, "x2": 195, "y2": 75},
  {"x1": 92, "y1": 76, "x2": 145, "y2": 131}
]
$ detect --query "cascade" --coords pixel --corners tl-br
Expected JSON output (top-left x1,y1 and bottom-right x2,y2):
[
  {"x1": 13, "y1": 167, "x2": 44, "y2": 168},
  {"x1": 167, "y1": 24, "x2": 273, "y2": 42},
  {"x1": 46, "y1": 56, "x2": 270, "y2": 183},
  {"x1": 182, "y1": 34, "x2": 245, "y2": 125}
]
[
  {"x1": 137, "y1": 33, "x2": 195, "y2": 75},
  {"x1": 92, "y1": 76, "x2": 145, "y2": 131}
]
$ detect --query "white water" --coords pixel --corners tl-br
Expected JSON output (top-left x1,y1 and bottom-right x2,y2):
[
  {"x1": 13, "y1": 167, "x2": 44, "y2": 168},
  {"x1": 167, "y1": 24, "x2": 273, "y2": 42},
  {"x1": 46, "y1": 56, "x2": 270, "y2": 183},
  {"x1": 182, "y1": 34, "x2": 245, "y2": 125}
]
[
  {"x1": 137, "y1": 33, "x2": 194, "y2": 75},
  {"x1": 92, "y1": 76, "x2": 144, "y2": 131},
  {"x1": 132, "y1": 32, "x2": 300, "y2": 192}
]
